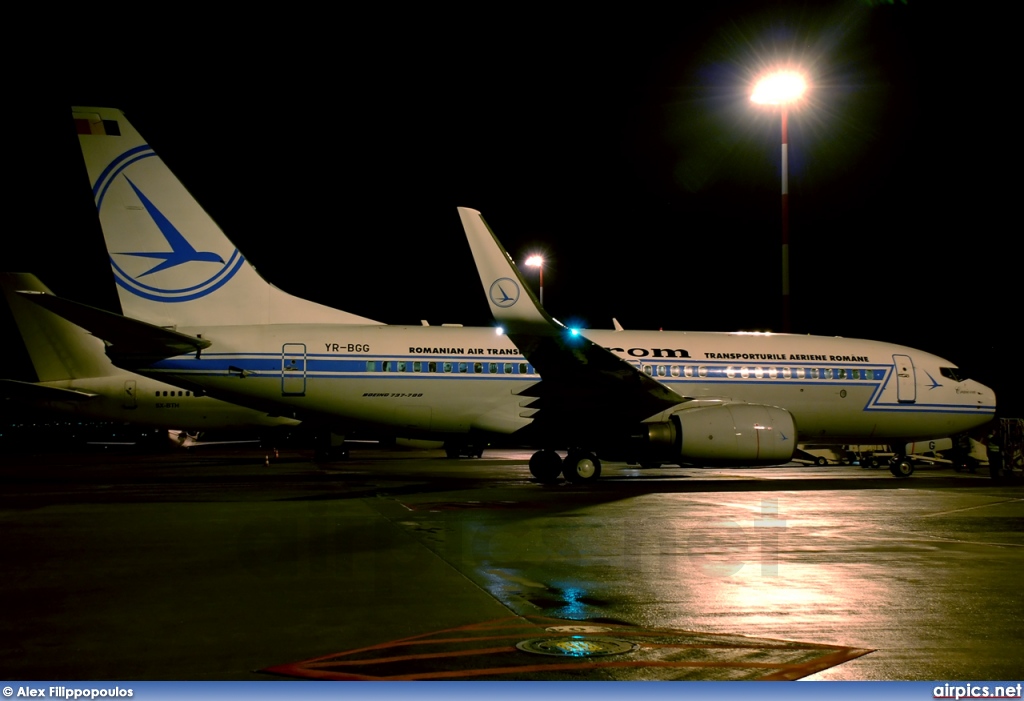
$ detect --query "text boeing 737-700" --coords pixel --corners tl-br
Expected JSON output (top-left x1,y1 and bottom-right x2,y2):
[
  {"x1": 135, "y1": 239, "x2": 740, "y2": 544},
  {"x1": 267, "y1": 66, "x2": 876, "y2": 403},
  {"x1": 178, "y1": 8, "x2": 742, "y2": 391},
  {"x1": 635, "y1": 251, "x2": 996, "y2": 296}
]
[{"x1": 20, "y1": 106, "x2": 994, "y2": 481}]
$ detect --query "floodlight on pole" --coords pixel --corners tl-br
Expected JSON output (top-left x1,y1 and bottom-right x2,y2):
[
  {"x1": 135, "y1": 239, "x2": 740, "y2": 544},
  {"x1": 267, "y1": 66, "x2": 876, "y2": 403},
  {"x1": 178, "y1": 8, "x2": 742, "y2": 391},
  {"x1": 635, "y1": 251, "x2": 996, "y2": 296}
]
[
  {"x1": 752, "y1": 70, "x2": 807, "y2": 333},
  {"x1": 524, "y1": 255, "x2": 544, "y2": 306}
]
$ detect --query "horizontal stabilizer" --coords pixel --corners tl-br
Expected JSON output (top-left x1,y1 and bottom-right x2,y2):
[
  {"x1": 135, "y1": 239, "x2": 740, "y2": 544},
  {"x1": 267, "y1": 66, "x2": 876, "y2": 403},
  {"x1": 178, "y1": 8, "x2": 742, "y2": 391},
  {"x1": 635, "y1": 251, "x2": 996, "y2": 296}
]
[
  {"x1": 0, "y1": 379, "x2": 98, "y2": 401},
  {"x1": 17, "y1": 291, "x2": 210, "y2": 369}
]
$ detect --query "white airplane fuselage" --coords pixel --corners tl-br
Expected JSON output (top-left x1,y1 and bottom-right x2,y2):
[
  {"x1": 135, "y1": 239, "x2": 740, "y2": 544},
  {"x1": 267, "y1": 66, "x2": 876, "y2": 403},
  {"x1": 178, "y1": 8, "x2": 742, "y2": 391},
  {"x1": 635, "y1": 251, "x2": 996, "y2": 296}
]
[
  {"x1": 142, "y1": 324, "x2": 994, "y2": 443},
  {"x1": 30, "y1": 374, "x2": 296, "y2": 430}
]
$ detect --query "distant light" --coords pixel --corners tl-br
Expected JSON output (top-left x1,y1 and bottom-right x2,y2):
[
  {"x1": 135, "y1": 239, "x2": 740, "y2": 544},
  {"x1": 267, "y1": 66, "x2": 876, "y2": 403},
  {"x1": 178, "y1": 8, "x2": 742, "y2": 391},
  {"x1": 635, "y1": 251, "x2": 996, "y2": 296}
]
[
  {"x1": 525, "y1": 255, "x2": 544, "y2": 268},
  {"x1": 495, "y1": 326, "x2": 504, "y2": 335},
  {"x1": 751, "y1": 71, "x2": 807, "y2": 106},
  {"x1": 569, "y1": 328, "x2": 580, "y2": 337}
]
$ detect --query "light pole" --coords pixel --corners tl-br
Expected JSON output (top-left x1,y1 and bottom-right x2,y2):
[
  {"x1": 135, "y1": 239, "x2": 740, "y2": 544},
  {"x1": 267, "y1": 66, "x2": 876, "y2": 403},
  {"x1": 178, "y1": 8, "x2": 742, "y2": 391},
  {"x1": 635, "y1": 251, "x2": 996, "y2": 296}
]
[
  {"x1": 525, "y1": 255, "x2": 544, "y2": 306},
  {"x1": 752, "y1": 70, "x2": 807, "y2": 333}
]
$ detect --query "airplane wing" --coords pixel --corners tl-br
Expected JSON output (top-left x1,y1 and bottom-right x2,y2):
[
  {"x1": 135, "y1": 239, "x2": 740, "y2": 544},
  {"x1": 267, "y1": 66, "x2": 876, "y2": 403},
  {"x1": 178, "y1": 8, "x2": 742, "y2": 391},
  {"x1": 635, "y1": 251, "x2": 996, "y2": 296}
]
[
  {"x1": 0, "y1": 379, "x2": 98, "y2": 401},
  {"x1": 16, "y1": 290, "x2": 210, "y2": 369},
  {"x1": 458, "y1": 207, "x2": 689, "y2": 441}
]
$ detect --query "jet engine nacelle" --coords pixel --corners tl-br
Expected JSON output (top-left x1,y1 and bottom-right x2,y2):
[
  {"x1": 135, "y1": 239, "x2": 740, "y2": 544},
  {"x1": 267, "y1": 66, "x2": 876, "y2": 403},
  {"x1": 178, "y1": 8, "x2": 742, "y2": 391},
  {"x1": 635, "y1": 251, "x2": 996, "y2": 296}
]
[{"x1": 643, "y1": 403, "x2": 796, "y2": 465}]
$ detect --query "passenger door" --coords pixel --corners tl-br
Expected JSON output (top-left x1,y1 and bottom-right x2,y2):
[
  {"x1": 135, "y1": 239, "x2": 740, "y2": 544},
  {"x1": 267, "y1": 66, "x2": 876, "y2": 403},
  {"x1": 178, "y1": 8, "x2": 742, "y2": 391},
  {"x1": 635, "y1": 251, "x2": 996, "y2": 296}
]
[{"x1": 282, "y1": 343, "x2": 307, "y2": 396}]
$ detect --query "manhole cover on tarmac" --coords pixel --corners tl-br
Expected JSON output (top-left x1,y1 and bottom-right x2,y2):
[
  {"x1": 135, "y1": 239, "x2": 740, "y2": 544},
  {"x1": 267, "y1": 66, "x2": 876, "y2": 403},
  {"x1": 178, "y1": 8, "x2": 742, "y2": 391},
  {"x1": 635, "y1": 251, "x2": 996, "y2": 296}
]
[
  {"x1": 517, "y1": 637, "x2": 638, "y2": 657},
  {"x1": 262, "y1": 615, "x2": 873, "y2": 681}
]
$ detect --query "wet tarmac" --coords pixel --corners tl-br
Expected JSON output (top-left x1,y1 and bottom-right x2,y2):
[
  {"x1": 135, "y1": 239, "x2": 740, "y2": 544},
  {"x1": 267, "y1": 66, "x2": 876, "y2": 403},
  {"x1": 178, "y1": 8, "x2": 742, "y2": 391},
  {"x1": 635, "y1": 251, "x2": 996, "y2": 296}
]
[{"x1": 1, "y1": 447, "x2": 1021, "y2": 680}]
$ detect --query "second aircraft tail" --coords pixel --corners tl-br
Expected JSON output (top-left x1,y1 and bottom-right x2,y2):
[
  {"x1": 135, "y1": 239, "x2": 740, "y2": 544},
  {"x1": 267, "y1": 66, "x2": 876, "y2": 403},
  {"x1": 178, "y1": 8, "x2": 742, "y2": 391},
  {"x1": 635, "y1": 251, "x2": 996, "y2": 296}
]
[{"x1": 1, "y1": 273, "x2": 113, "y2": 382}]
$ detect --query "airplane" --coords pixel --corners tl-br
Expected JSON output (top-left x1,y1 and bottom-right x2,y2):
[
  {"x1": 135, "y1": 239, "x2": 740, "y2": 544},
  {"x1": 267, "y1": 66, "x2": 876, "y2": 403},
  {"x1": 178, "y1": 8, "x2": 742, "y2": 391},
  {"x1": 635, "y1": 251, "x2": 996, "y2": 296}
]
[
  {"x1": 22, "y1": 106, "x2": 995, "y2": 481},
  {"x1": 1, "y1": 272, "x2": 299, "y2": 436}
]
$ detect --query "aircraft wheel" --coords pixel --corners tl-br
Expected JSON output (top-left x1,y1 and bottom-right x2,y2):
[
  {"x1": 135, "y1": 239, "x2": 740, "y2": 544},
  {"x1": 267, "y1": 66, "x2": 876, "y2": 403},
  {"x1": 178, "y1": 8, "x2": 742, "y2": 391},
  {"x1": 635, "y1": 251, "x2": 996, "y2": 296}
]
[
  {"x1": 529, "y1": 450, "x2": 563, "y2": 483},
  {"x1": 563, "y1": 451, "x2": 602, "y2": 483},
  {"x1": 815, "y1": 456, "x2": 828, "y2": 466},
  {"x1": 890, "y1": 458, "x2": 914, "y2": 478}
]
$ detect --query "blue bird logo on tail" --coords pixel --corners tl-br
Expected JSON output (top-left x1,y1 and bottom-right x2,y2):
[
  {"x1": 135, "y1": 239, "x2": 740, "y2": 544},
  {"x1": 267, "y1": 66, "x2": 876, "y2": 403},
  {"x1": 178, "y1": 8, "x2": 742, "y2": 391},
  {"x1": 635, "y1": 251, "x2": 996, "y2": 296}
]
[
  {"x1": 489, "y1": 278, "x2": 520, "y2": 308},
  {"x1": 117, "y1": 176, "x2": 224, "y2": 276},
  {"x1": 97, "y1": 147, "x2": 245, "y2": 304}
]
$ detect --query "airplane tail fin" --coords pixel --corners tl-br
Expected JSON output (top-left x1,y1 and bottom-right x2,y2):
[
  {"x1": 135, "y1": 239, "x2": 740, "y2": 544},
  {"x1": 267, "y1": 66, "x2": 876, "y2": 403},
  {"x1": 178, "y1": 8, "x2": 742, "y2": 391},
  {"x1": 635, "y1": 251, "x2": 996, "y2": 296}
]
[
  {"x1": 72, "y1": 107, "x2": 381, "y2": 328},
  {"x1": 1, "y1": 273, "x2": 113, "y2": 382}
]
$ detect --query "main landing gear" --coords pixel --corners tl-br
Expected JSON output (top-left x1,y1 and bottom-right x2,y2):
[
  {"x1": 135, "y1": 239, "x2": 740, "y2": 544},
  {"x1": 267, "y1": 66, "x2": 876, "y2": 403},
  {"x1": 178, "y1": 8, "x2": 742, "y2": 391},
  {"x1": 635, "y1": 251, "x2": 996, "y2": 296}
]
[{"x1": 528, "y1": 449, "x2": 602, "y2": 483}]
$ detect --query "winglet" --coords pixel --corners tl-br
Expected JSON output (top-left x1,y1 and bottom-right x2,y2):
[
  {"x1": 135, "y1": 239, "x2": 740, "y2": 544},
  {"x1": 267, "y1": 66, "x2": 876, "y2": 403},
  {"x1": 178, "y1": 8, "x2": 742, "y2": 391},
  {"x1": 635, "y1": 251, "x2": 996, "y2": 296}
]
[
  {"x1": 458, "y1": 207, "x2": 554, "y2": 332},
  {"x1": 458, "y1": 206, "x2": 690, "y2": 419}
]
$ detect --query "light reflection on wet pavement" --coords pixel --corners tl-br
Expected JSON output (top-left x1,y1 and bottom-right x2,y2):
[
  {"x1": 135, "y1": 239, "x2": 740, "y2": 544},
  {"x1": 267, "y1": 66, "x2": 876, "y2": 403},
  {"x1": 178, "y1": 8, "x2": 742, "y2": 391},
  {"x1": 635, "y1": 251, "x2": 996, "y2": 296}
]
[
  {"x1": 388, "y1": 469, "x2": 1024, "y2": 680},
  {"x1": 1, "y1": 449, "x2": 1020, "y2": 679}
]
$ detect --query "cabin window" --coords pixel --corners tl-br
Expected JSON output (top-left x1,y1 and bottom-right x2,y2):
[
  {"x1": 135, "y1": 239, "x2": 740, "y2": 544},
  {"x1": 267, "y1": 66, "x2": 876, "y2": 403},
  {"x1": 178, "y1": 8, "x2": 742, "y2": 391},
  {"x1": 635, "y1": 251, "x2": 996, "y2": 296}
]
[
  {"x1": 782, "y1": 367, "x2": 791, "y2": 379},
  {"x1": 754, "y1": 367, "x2": 764, "y2": 379},
  {"x1": 822, "y1": 368, "x2": 833, "y2": 380},
  {"x1": 443, "y1": 362, "x2": 453, "y2": 373},
  {"x1": 795, "y1": 368, "x2": 805, "y2": 379},
  {"x1": 519, "y1": 363, "x2": 528, "y2": 374},
  {"x1": 382, "y1": 361, "x2": 391, "y2": 372},
  {"x1": 489, "y1": 363, "x2": 497, "y2": 374},
  {"x1": 428, "y1": 362, "x2": 437, "y2": 373},
  {"x1": 809, "y1": 368, "x2": 819, "y2": 379},
  {"x1": 698, "y1": 366, "x2": 708, "y2": 378},
  {"x1": 768, "y1": 367, "x2": 778, "y2": 379},
  {"x1": 459, "y1": 362, "x2": 468, "y2": 373},
  {"x1": 504, "y1": 363, "x2": 513, "y2": 374},
  {"x1": 740, "y1": 367, "x2": 750, "y2": 379},
  {"x1": 474, "y1": 362, "x2": 483, "y2": 373},
  {"x1": 837, "y1": 368, "x2": 847, "y2": 379},
  {"x1": 657, "y1": 365, "x2": 667, "y2": 377},
  {"x1": 684, "y1": 366, "x2": 694, "y2": 378}
]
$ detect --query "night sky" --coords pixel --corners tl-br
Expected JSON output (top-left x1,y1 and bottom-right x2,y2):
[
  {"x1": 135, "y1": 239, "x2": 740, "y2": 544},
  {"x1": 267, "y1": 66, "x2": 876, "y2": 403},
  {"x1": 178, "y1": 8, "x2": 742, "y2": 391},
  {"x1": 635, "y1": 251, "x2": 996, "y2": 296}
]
[{"x1": 6, "y1": 3, "x2": 1021, "y2": 416}]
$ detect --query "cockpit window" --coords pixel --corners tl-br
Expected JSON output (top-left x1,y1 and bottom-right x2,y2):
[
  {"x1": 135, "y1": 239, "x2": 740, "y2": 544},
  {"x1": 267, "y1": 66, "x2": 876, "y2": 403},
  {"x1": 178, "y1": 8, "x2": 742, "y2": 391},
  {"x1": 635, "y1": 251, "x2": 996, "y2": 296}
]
[{"x1": 940, "y1": 367, "x2": 966, "y2": 382}]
